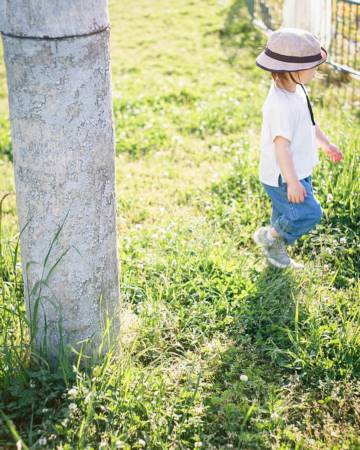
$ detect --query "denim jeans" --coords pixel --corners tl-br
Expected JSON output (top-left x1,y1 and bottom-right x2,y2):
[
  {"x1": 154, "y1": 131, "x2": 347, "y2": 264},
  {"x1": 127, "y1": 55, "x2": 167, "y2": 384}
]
[{"x1": 261, "y1": 175, "x2": 323, "y2": 245}]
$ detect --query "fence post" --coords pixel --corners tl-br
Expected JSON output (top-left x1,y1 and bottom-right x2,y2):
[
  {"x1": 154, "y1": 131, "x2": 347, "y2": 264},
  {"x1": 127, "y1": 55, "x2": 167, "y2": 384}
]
[
  {"x1": 246, "y1": 0, "x2": 255, "y2": 19},
  {"x1": 282, "y1": 0, "x2": 332, "y2": 47}
]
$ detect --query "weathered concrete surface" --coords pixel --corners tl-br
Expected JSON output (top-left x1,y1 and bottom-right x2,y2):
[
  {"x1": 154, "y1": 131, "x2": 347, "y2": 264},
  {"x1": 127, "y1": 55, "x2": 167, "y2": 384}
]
[
  {"x1": 0, "y1": 0, "x2": 109, "y2": 38},
  {"x1": 1, "y1": 9, "x2": 121, "y2": 365}
]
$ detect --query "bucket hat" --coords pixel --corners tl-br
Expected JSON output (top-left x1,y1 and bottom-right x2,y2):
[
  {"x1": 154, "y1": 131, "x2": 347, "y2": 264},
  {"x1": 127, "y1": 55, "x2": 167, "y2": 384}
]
[{"x1": 256, "y1": 27, "x2": 327, "y2": 73}]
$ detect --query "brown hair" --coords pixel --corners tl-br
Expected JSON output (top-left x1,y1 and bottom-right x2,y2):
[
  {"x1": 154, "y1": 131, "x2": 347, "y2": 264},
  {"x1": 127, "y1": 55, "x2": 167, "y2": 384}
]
[{"x1": 271, "y1": 72, "x2": 290, "y2": 83}]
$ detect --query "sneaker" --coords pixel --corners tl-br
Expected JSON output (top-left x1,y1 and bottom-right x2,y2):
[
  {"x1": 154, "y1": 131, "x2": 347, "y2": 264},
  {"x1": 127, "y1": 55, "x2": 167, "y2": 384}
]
[
  {"x1": 253, "y1": 226, "x2": 273, "y2": 248},
  {"x1": 253, "y1": 226, "x2": 291, "y2": 268}
]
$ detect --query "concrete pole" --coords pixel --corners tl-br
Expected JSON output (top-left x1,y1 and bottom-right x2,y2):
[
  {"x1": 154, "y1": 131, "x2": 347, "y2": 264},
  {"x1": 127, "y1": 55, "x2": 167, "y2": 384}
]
[{"x1": 0, "y1": 0, "x2": 121, "y2": 367}]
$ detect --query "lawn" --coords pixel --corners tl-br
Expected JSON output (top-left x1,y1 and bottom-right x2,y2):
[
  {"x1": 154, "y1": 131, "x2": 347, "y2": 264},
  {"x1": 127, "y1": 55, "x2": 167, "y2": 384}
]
[{"x1": 0, "y1": 0, "x2": 359, "y2": 448}]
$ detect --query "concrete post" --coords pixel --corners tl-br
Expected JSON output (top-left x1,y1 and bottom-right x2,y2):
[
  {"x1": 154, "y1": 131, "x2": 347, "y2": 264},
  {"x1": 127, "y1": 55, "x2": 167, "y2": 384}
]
[
  {"x1": 0, "y1": 0, "x2": 120, "y2": 366},
  {"x1": 282, "y1": 0, "x2": 332, "y2": 48}
]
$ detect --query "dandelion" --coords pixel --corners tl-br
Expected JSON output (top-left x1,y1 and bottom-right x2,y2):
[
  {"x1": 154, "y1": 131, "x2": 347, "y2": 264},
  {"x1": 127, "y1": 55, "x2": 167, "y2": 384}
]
[
  {"x1": 68, "y1": 387, "x2": 78, "y2": 399},
  {"x1": 240, "y1": 374, "x2": 248, "y2": 382},
  {"x1": 68, "y1": 403, "x2": 78, "y2": 413},
  {"x1": 172, "y1": 135, "x2": 183, "y2": 144}
]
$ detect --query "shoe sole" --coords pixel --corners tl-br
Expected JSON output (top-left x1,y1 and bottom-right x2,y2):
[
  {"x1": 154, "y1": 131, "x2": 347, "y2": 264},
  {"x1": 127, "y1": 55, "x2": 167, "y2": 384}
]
[
  {"x1": 289, "y1": 258, "x2": 305, "y2": 270},
  {"x1": 266, "y1": 256, "x2": 290, "y2": 269},
  {"x1": 253, "y1": 229, "x2": 290, "y2": 269}
]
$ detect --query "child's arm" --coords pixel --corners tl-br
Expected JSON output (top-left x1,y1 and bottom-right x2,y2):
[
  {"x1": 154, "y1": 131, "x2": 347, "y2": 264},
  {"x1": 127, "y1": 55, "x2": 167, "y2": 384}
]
[
  {"x1": 274, "y1": 136, "x2": 307, "y2": 204},
  {"x1": 315, "y1": 124, "x2": 343, "y2": 163}
]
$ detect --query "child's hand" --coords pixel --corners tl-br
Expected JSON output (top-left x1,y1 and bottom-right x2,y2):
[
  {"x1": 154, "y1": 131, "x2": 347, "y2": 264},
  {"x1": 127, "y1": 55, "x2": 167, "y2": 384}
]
[
  {"x1": 287, "y1": 180, "x2": 307, "y2": 204},
  {"x1": 324, "y1": 143, "x2": 343, "y2": 163}
]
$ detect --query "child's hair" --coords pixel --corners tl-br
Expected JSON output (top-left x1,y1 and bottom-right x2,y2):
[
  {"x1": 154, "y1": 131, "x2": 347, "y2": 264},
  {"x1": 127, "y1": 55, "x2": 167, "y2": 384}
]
[{"x1": 271, "y1": 72, "x2": 290, "y2": 84}]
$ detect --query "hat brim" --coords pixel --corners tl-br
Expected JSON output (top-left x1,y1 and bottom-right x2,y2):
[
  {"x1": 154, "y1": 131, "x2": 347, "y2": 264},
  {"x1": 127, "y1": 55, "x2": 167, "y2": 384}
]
[{"x1": 256, "y1": 47, "x2": 327, "y2": 72}]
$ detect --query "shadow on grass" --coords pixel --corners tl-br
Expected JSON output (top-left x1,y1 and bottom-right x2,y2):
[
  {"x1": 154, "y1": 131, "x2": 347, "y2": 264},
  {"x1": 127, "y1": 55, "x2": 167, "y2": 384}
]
[
  {"x1": 199, "y1": 265, "x2": 301, "y2": 448},
  {"x1": 219, "y1": 0, "x2": 265, "y2": 68}
]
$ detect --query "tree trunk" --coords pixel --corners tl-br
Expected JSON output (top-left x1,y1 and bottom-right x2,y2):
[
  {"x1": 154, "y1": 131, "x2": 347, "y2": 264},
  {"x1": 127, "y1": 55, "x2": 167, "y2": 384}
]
[{"x1": 0, "y1": 0, "x2": 120, "y2": 368}]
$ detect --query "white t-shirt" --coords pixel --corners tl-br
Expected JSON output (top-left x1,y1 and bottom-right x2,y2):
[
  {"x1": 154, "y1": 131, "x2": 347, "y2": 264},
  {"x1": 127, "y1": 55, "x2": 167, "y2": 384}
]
[{"x1": 259, "y1": 80, "x2": 319, "y2": 187}]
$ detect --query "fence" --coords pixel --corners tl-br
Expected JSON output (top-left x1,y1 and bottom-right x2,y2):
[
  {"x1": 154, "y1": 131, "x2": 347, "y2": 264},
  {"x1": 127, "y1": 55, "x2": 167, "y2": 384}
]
[{"x1": 246, "y1": 0, "x2": 360, "y2": 79}]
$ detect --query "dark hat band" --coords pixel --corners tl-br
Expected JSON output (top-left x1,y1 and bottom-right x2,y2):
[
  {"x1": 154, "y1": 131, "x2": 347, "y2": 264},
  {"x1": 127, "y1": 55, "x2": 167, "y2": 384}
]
[{"x1": 265, "y1": 47, "x2": 323, "y2": 63}]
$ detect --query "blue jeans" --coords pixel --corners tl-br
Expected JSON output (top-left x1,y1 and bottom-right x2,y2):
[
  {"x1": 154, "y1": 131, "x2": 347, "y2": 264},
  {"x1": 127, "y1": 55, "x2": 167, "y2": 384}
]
[{"x1": 261, "y1": 175, "x2": 323, "y2": 245}]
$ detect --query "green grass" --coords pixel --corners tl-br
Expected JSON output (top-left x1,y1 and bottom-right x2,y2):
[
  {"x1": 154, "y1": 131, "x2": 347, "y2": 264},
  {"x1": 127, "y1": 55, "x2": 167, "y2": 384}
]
[{"x1": 0, "y1": 0, "x2": 359, "y2": 448}]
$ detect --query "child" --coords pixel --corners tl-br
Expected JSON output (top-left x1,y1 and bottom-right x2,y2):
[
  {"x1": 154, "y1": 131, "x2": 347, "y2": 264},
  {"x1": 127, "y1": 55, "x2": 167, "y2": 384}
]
[{"x1": 253, "y1": 28, "x2": 343, "y2": 269}]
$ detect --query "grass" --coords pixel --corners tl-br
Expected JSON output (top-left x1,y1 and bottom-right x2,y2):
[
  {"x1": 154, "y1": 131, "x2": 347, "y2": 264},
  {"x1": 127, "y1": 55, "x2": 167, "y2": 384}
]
[{"x1": 0, "y1": 0, "x2": 359, "y2": 448}]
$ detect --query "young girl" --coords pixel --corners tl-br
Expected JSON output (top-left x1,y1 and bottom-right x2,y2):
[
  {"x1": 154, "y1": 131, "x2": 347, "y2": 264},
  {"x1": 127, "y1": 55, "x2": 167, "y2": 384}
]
[{"x1": 253, "y1": 28, "x2": 343, "y2": 269}]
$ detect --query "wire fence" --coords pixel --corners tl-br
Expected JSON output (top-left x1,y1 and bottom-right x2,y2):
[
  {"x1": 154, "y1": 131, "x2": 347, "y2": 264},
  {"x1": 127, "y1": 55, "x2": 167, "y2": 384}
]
[{"x1": 246, "y1": 0, "x2": 360, "y2": 79}]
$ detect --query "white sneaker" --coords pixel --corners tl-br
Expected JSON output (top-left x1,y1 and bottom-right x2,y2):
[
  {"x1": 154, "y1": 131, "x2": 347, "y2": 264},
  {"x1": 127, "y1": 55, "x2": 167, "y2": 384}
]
[
  {"x1": 289, "y1": 258, "x2": 305, "y2": 270},
  {"x1": 253, "y1": 226, "x2": 291, "y2": 269}
]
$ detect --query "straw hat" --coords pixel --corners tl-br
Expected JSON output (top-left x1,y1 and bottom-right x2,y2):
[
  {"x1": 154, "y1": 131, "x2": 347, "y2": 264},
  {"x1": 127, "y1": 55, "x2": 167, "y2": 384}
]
[{"x1": 256, "y1": 27, "x2": 327, "y2": 73}]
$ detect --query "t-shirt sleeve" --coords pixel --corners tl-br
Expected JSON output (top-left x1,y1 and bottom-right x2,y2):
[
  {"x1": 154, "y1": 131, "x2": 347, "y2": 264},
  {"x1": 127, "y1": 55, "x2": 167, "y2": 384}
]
[{"x1": 264, "y1": 103, "x2": 293, "y2": 143}]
